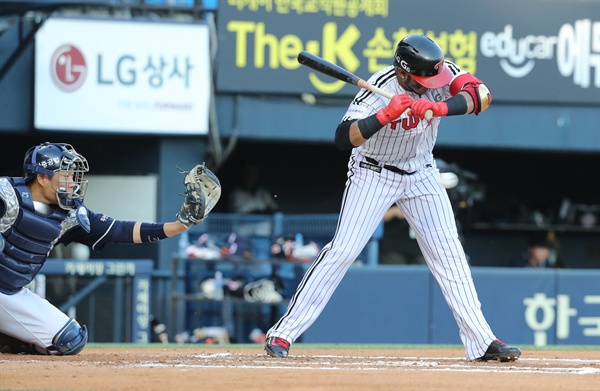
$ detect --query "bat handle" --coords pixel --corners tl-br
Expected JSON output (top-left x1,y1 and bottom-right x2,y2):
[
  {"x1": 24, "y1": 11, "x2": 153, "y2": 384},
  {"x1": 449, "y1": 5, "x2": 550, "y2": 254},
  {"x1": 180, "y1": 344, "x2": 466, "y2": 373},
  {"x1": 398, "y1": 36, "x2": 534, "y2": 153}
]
[
  {"x1": 424, "y1": 110, "x2": 433, "y2": 120},
  {"x1": 357, "y1": 79, "x2": 393, "y2": 99}
]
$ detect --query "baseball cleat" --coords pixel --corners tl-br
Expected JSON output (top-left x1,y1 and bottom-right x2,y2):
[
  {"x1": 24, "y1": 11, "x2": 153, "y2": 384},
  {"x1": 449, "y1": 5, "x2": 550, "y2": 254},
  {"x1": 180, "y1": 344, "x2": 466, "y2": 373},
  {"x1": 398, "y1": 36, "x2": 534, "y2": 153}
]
[
  {"x1": 477, "y1": 340, "x2": 521, "y2": 362},
  {"x1": 265, "y1": 337, "x2": 290, "y2": 358}
]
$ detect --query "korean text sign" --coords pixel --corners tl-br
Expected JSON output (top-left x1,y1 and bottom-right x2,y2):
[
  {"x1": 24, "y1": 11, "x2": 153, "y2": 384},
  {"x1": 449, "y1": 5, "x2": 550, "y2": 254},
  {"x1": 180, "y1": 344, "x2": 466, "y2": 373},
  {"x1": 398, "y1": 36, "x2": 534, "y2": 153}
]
[
  {"x1": 217, "y1": 0, "x2": 599, "y2": 104},
  {"x1": 35, "y1": 18, "x2": 210, "y2": 134}
]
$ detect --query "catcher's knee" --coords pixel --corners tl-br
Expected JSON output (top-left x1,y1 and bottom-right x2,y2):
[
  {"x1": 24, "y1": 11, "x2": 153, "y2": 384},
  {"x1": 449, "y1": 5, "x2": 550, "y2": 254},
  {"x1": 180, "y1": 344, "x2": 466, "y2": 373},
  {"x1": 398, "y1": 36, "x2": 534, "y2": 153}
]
[{"x1": 48, "y1": 319, "x2": 88, "y2": 356}]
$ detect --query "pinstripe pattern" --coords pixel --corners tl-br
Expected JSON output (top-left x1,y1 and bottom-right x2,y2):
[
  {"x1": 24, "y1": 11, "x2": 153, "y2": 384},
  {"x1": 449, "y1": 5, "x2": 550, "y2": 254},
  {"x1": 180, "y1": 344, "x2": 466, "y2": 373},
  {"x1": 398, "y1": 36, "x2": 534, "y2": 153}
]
[{"x1": 267, "y1": 61, "x2": 497, "y2": 360}]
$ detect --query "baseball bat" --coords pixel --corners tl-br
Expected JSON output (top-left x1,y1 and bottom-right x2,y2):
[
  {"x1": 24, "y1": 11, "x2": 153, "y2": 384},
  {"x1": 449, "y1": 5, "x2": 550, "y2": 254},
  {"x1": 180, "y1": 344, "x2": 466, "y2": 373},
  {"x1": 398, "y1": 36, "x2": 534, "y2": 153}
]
[{"x1": 297, "y1": 51, "x2": 432, "y2": 120}]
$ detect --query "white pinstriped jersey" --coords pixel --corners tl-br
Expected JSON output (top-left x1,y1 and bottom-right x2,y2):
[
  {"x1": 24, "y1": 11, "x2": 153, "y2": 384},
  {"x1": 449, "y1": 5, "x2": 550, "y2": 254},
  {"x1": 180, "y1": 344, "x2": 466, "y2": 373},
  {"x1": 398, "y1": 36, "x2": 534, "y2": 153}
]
[
  {"x1": 267, "y1": 60, "x2": 499, "y2": 361},
  {"x1": 342, "y1": 61, "x2": 465, "y2": 173}
]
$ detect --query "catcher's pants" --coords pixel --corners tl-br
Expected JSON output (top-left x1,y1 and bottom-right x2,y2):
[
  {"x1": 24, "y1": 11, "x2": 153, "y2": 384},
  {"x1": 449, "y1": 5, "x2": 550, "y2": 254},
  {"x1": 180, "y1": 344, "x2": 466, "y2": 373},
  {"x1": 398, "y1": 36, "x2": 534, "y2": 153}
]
[{"x1": 0, "y1": 287, "x2": 70, "y2": 353}]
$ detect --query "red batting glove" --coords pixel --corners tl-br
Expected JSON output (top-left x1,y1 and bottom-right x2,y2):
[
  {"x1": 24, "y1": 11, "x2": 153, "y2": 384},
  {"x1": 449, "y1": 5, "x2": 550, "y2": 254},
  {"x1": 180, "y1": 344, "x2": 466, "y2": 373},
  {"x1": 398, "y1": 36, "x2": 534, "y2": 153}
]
[
  {"x1": 410, "y1": 99, "x2": 448, "y2": 119},
  {"x1": 376, "y1": 94, "x2": 414, "y2": 125}
]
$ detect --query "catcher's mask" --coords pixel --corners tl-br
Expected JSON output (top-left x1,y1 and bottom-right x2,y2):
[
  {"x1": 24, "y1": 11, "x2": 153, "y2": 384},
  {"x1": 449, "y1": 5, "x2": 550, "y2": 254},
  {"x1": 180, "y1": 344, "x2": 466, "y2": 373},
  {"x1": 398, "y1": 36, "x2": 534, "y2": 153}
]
[
  {"x1": 394, "y1": 34, "x2": 452, "y2": 89},
  {"x1": 23, "y1": 142, "x2": 89, "y2": 210}
]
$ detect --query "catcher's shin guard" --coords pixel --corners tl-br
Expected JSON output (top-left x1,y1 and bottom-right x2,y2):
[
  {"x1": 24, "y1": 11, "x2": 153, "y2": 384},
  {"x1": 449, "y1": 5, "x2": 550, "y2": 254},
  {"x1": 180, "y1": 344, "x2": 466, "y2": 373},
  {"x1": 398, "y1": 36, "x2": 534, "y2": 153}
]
[{"x1": 48, "y1": 318, "x2": 88, "y2": 356}]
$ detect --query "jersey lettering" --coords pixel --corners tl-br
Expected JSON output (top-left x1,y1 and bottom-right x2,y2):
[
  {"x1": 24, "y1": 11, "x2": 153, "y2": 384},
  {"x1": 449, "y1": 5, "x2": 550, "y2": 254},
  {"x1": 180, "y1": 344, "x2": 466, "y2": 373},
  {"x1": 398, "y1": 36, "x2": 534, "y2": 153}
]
[
  {"x1": 388, "y1": 117, "x2": 420, "y2": 131},
  {"x1": 400, "y1": 116, "x2": 419, "y2": 131}
]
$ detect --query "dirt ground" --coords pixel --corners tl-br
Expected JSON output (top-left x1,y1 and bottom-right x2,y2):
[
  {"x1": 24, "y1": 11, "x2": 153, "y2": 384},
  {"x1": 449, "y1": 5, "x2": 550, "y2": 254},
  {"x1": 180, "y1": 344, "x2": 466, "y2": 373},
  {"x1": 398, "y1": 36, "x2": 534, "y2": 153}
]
[{"x1": 1, "y1": 346, "x2": 599, "y2": 391}]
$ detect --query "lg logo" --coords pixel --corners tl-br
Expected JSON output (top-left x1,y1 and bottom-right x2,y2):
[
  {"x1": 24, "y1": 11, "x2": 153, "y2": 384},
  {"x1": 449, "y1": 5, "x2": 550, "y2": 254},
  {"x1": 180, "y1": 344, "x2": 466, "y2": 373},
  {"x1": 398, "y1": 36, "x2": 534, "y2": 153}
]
[{"x1": 50, "y1": 44, "x2": 87, "y2": 92}]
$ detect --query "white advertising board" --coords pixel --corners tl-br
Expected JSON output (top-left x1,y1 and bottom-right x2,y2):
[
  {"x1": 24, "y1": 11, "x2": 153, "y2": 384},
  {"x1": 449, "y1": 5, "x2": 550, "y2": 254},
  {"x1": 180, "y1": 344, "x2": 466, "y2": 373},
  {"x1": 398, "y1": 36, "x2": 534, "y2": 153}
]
[{"x1": 35, "y1": 18, "x2": 210, "y2": 134}]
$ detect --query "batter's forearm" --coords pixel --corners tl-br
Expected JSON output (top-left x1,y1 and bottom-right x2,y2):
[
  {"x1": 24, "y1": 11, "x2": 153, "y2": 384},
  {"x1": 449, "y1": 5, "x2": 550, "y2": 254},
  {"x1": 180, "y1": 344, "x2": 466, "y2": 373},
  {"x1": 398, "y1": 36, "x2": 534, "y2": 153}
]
[
  {"x1": 356, "y1": 115, "x2": 383, "y2": 141},
  {"x1": 334, "y1": 118, "x2": 380, "y2": 150},
  {"x1": 444, "y1": 92, "x2": 473, "y2": 115},
  {"x1": 350, "y1": 120, "x2": 370, "y2": 146}
]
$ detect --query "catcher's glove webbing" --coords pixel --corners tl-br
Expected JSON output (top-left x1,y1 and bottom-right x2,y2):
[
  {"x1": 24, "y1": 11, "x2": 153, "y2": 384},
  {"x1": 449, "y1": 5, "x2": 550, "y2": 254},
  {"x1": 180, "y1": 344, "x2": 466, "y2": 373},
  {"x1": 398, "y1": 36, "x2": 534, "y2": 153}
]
[{"x1": 177, "y1": 164, "x2": 221, "y2": 228}]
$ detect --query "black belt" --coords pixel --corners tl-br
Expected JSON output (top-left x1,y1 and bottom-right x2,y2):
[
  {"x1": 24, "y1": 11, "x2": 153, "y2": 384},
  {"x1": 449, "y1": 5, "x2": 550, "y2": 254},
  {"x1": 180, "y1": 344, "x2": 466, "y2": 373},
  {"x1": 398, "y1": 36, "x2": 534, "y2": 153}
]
[{"x1": 365, "y1": 157, "x2": 416, "y2": 175}]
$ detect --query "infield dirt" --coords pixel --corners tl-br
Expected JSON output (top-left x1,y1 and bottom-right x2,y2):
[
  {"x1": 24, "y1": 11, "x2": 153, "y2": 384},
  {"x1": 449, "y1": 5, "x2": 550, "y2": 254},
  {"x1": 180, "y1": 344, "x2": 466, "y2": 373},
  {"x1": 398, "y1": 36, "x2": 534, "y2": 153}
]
[{"x1": 1, "y1": 346, "x2": 599, "y2": 391}]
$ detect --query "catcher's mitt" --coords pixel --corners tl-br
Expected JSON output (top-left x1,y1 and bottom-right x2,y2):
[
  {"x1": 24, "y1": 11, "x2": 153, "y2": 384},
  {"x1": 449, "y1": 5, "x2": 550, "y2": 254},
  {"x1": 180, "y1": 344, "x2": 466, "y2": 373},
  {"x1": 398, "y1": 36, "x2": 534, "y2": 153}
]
[{"x1": 177, "y1": 164, "x2": 221, "y2": 228}]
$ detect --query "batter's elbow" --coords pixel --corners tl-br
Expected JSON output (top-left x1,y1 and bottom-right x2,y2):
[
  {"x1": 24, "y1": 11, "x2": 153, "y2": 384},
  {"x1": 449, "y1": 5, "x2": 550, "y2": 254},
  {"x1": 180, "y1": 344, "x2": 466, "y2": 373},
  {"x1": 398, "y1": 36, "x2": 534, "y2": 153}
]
[{"x1": 334, "y1": 121, "x2": 354, "y2": 150}]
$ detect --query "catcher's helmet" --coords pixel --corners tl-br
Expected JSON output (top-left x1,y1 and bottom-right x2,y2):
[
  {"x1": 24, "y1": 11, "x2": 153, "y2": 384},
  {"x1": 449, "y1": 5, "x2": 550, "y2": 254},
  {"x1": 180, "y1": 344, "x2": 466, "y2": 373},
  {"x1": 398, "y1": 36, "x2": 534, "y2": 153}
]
[
  {"x1": 23, "y1": 142, "x2": 89, "y2": 209},
  {"x1": 394, "y1": 35, "x2": 452, "y2": 89}
]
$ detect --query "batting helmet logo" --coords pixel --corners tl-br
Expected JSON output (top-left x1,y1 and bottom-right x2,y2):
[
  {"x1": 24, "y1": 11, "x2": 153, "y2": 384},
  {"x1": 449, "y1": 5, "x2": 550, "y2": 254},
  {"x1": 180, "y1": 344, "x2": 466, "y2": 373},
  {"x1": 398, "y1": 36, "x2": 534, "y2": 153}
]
[
  {"x1": 399, "y1": 60, "x2": 412, "y2": 73},
  {"x1": 433, "y1": 60, "x2": 444, "y2": 74}
]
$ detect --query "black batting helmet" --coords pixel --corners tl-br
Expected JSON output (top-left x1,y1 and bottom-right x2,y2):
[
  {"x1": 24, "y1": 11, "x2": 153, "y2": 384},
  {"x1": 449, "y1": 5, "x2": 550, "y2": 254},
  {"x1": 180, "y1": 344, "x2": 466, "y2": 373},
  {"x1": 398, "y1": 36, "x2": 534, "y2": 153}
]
[{"x1": 394, "y1": 35, "x2": 452, "y2": 89}]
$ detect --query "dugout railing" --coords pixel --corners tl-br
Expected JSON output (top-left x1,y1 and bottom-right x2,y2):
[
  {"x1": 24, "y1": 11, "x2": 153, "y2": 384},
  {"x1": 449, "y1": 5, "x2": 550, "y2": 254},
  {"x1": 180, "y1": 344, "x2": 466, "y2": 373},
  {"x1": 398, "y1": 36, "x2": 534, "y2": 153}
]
[
  {"x1": 178, "y1": 212, "x2": 384, "y2": 265},
  {"x1": 168, "y1": 212, "x2": 384, "y2": 342}
]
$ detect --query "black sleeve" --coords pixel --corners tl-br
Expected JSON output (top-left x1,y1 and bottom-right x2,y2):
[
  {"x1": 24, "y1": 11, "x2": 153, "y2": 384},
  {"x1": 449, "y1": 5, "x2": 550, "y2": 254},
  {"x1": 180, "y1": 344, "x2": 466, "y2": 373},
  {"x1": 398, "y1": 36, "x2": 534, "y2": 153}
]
[
  {"x1": 334, "y1": 120, "x2": 354, "y2": 150},
  {"x1": 444, "y1": 93, "x2": 469, "y2": 116},
  {"x1": 59, "y1": 210, "x2": 135, "y2": 252}
]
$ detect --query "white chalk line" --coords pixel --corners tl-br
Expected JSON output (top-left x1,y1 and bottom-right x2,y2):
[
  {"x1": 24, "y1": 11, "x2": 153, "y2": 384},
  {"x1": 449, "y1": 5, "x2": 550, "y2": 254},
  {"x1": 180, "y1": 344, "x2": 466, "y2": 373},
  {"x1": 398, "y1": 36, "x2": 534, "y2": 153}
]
[
  {"x1": 133, "y1": 363, "x2": 600, "y2": 375},
  {"x1": 124, "y1": 353, "x2": 600, "y2": 375},
  {"x1": 3, "y1": 353, "x2": 599, "y2": 375}
]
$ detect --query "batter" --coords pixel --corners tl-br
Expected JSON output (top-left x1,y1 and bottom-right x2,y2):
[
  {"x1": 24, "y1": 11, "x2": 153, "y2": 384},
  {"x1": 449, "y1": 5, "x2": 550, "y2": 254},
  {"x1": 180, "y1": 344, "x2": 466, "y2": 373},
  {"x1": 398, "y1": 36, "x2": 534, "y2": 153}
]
[{"x1": 265, "y1": 35, "x2": 521, "y2": 362}]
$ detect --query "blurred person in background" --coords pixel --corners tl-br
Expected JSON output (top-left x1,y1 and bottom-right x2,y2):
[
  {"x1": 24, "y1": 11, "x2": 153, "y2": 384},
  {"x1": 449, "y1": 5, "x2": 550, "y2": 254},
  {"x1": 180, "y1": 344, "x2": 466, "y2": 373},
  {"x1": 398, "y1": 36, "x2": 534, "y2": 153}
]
[
  {"x1": 379, "y1": 159, "x2": 479, "y2": 265},
  {"x1": 509, "y1": 232, "x2": 568, "y2": 268},
  {"x1": 228, "y1": 159, "x2": 278, "y2": 214},
  {"x1": 379, "y1": 204, "x2": 426, "y2": 265}
]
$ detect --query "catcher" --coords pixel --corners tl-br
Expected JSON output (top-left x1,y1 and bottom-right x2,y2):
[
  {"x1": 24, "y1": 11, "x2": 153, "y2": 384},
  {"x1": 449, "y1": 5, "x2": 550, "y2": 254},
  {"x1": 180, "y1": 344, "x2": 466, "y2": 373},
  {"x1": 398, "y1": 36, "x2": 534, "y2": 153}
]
[{"x1": 0, "y1": 142, "x2": 221, "y2": 355}]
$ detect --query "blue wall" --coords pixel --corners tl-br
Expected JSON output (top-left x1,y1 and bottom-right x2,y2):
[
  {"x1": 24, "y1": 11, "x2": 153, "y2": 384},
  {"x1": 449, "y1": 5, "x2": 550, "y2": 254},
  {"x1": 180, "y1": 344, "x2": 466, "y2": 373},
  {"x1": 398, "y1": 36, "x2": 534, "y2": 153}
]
[
  {"x1": 302, "y1": 265, "x2": 600, "y2": 346},
  {"x1": 213, "y1": 95, "x2": 600, "y2": 153}
]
